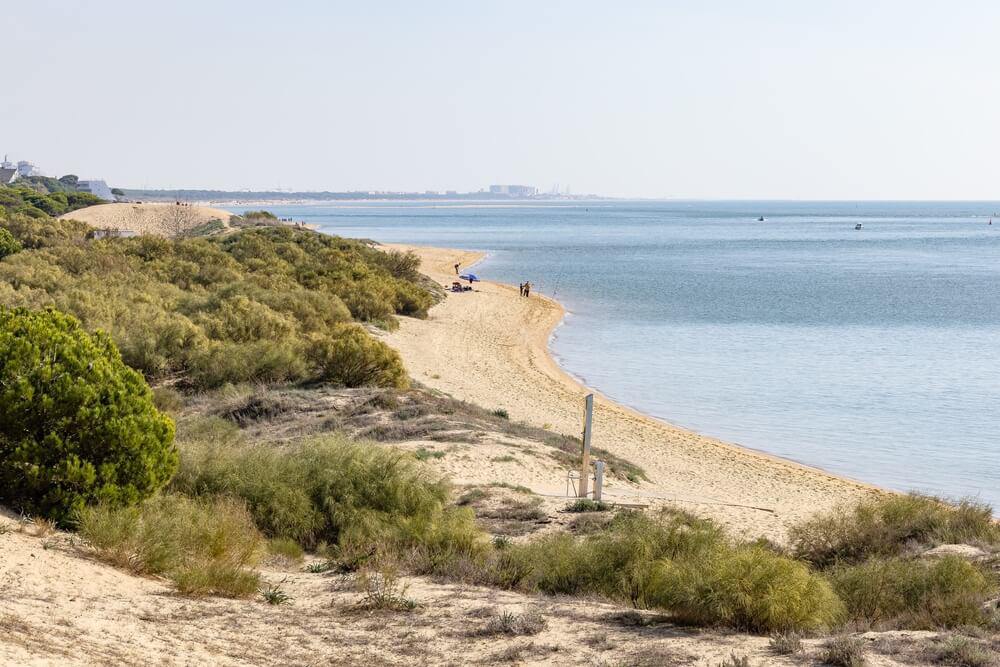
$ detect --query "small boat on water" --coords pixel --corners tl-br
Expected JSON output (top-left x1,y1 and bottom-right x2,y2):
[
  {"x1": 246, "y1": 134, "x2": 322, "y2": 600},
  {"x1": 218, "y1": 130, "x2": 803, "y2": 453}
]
[
  {"x1": 757, "y1": 216, "x2": 765, "y2": 221},
  {"x1": 855, "y1": 223, "x2": 863, "y2": 230}
]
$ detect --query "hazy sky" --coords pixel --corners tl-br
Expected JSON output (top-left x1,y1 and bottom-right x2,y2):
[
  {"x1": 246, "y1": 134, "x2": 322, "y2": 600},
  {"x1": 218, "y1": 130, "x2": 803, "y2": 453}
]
[{"x1": 5, "y1": 1, "x2": 999, "y2": 198}]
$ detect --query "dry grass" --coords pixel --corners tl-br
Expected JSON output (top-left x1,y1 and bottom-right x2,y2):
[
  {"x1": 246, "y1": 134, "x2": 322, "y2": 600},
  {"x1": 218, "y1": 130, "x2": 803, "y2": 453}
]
[
  {"x1": 470, "y1": 609, "x2": 547, "y2": 637},
  {"x1": 77, "y1": 494, "x2": 263, "y2": 597},
  {"x1": 821, "y1": 636, "x2": 868, "y2": 667}
]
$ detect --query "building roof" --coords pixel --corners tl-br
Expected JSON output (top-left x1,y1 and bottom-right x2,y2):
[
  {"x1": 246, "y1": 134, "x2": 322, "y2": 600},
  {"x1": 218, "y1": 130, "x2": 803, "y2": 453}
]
[{"x1": 0, "y1": 167, "x2": 16, "y2": 185}]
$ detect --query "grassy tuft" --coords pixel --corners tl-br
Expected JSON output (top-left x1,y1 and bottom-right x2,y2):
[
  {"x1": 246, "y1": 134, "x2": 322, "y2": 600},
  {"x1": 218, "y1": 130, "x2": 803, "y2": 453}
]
[
  {"x1": 472, "y1": 609, "x2": 547, "y2": 637},
  {"x1": 356, "y1": 561, "x2": 416, "y2": 611},
  {"x1": 564, "y1": 499, "x2": 610, "y2": 513},
  {"x1": 260, "y1": 581, "x2": 293, "y2": 605},
  {"x1": 78, "y1": 494, "x2": 263, "y2": 597}
]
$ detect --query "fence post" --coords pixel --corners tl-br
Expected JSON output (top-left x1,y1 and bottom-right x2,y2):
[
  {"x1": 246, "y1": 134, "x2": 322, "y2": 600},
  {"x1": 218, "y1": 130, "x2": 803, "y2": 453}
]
[{"x1": 579, "y1": 393, "x2": 594, "y2": 498}]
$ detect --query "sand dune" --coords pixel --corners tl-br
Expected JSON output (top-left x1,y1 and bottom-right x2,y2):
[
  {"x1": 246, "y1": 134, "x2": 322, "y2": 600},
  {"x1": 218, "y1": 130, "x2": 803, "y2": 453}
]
[
  {"x1": 381, "y1": 244, "x2": 880, "y2": 542},
  {"x1": 60, "y1": 202, "x2": 234, "y2": 237}
]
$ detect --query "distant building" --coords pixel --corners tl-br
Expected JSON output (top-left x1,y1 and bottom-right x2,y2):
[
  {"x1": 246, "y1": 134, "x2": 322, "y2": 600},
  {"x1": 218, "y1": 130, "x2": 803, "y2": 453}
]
[
  {"x1": 489, "y1": 184, "x2": 537, "y2": 197},
  {"x1": 0, "y1": 167, "x2": 15, "y2": 185},
  {"x1": 16, "y1": 161, "x2": 38, "y2": 178},
  {"x1": 77, "y1": 179, "x2": 115, "y2": 201}
]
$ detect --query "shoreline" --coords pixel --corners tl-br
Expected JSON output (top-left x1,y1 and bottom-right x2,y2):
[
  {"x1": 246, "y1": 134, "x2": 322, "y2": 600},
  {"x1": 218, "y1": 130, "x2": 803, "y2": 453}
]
[{"x1": 381, "y1": 243, "x2": 881, "y2": 541}]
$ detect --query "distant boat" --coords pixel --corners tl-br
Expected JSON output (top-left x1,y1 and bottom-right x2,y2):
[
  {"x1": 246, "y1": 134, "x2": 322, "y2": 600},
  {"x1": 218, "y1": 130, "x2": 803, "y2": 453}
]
[
  {"x1": 757, "y1": 216, "x2": 765, "y2": 221},
  {"x1": 855, "y1": 223, "x2": 863, "y2": 230}
]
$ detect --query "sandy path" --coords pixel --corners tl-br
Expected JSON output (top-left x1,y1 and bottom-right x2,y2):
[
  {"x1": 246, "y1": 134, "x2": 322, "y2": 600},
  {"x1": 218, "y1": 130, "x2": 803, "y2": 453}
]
[{"x1": 382, "y1": 244, "x2": 879, "y2": 541}]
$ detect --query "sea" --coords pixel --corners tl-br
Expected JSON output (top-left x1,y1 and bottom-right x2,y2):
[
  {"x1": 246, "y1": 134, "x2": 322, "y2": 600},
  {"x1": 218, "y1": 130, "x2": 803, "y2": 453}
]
[{"x1": 227, "y1": 201, "x2": 1000, "y2": 507}]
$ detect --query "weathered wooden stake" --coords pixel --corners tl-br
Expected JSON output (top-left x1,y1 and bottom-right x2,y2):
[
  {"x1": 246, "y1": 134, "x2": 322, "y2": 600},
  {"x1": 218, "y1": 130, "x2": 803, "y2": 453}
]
[
  {"x1": 579, "y1": 393, "x2": 594, "y2": 498},
  {"x1": 593, "y1": 461, "x2": 605, "y2": 502}
]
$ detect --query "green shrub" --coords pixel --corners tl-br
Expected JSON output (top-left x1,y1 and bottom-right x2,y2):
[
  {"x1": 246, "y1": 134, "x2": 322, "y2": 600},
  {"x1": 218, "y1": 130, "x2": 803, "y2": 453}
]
[
  {"x1": 78, "y1": 494, "x2": 263, "y2": 597},
  {"x1": 647, "y1": 545, "x2": 844, "y2": 633},
  {"x1": 829, "y1": 556, "x2": 993, "y2": 629},
  {"x1": 791, "y1": 494, "x2": 1000, "y2": 568},
  {"x1": 0, "y1": 227, "x2": 20, "y2": 259},
  {"x1": 0, "y1": 307, "x2": 177, "y2": 523},
  {"x1": 308, "y1": 325, "x2": 409, "y2": 388},
  {"x1": 481, "y1": 510, "x2": 726, "y2": 605}
]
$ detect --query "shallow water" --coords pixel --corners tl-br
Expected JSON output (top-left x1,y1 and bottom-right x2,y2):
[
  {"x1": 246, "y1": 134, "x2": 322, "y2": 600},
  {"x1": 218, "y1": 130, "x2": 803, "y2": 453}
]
[{"x1": 232, "y1": 201, "x2": 1000, "y2": 506}]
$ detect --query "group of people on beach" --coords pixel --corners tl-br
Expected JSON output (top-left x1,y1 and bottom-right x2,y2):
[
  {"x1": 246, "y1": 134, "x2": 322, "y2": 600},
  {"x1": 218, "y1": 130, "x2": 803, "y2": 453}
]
[{"x1": 519, "y1": 281, "x2": 531, "y2": 297}]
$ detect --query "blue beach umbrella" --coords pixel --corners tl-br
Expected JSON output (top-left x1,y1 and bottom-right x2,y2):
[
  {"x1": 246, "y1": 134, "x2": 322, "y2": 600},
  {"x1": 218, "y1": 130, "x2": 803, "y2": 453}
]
[{"x1": 459, "y1": 273, "x2": 479, "y2": 282}]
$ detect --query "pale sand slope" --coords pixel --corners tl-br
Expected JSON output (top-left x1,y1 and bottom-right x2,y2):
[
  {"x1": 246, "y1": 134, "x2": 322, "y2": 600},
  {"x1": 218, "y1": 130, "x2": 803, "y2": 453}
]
[
  {"x1": 381, "y1": 244, "x2": 880, "y2": 542},
  {"x1": 60, "y1": 203, "x2": 234, "y2": 237}
]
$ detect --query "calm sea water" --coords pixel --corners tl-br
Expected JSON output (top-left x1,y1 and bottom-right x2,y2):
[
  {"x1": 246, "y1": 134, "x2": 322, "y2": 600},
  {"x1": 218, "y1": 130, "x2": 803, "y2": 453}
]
[{"x1": 231, "y1": 201, "x2": 1000, "y2": 506}]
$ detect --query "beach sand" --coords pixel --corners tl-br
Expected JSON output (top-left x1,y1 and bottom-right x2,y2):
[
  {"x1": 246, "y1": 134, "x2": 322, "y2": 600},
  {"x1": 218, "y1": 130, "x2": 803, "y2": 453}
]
[{"x1": 382, "y1": 244, "x2": 879, "y2": 542}]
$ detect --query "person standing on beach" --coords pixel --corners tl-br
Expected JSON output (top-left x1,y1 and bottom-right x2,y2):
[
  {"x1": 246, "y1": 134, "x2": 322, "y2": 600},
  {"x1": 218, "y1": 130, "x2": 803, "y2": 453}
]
[
  {"x1": 519, "y1": 282, "x2": 524, "y2": 297},
  {"x1": 454, "y1": 263, "x2": 460, "y2": 274},
  {"x1": 524, "y1": 281, "x2": 531, "y2": 297}
]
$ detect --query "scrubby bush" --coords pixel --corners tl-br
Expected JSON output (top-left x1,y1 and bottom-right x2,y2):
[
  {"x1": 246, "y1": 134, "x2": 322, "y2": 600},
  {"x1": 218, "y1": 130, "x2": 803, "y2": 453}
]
[
  {"x1": 0, "y1": 227, "x2": 20, "y2": 259},
  {"x1": 0, "y1": 307, "x2": 177, "y2": 523},
  {"x1": 829, "y1": 556, "x2": 993, "y2": 629},
  {"x1": 170, "y1": 428, "x2": 485, "y2": 568},
  {"x1": 308, "y1": 325, "x2": 409, "y2": 388},
  {"x1": 647, "y1": 545, "x2": 844, "y2": 633},
  {"x1": 791, "y1": 493, "x2": 1000, "y2": 568},
  {"x1": 1, "y1": 212, "x2": 89, "y2": 248},
  {"x1": 821, "y1": 636, "x2": 868, "y2": 667},
  {"x1": 78, "y1": 494, "x2": 263, "y2": 597},
  {"x1": 471, "y1": 509, "x2": 839, "y2": 633}
]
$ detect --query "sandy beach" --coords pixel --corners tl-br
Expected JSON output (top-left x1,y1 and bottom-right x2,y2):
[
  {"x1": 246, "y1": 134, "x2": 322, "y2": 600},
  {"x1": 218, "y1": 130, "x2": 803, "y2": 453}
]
[{"x1": 382, "y1": 244, "x2": 879, "y2": 542}]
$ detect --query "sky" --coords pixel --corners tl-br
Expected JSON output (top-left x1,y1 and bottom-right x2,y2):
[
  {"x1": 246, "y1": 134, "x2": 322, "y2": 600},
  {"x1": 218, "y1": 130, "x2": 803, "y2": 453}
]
[{"x1": 4, "y1": 1, "x2": 1000, "y2": 199}]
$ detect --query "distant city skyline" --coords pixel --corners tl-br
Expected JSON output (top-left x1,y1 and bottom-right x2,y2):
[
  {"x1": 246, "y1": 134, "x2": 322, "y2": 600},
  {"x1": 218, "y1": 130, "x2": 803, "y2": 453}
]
[{"x1": 5, "y1": 1, "x2": 1000, "y2": 199}]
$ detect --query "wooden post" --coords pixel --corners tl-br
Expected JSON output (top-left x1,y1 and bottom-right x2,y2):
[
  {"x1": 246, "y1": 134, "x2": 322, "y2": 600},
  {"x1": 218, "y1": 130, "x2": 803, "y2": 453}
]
[
  {"x1": 579, "y1": 394, "x2": 594, "y2": 498},
  {"x1": 594, "y1": 461, "x2": 605, "y2": 502}
]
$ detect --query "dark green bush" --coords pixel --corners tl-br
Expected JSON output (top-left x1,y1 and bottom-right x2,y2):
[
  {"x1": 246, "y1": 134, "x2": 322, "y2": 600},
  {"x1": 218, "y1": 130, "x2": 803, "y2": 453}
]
[
  {"x1": 0, "y1": 227, "x2": 20, "y2": 259},
  {"x1": 829, "y1": 555, "x2": 993, "y2": 629},
  {"x1": 0, "y1": 307, "x2": 177, "y2": 523},
  {"x1": 790, "y1": 493, "x2": 1000, "y2": 568}
]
